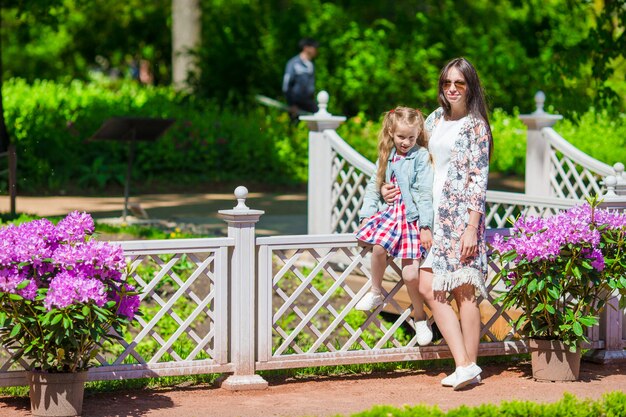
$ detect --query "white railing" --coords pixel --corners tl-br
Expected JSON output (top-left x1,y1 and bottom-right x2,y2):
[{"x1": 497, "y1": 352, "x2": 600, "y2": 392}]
[
  {"x1": 326, "y1": 130, "x2": 584, "y2": 232},
  {"x1": 0, "y1": 188, "x2": 623, "y2": 390},
  {"x1": 322, "y1": 125, "x2": 590, "y2": 232},
  {"x1": 327, "y1": 130, "x2": 374, "y2": 234},
  {"x1": 544, "y1": 128, "x2": 614, "y2": 199},
  {"x1": 306, "y1": 91, "x2": 626, "y2": 235},
  {"x1": 256, "y1": 231, "x2": 530, "y2": 370},
  {"x1": 485, "y1": 190, "x2": 578, "y2": 227}
]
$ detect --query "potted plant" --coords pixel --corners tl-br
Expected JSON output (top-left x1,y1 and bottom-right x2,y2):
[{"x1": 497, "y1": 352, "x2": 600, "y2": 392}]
[
  {"x1": 490, "y1": 198, "x2": 626, "y2": 381},
  {"x1": 0, "y1": 211, "x2": 141, "y2": 417}
]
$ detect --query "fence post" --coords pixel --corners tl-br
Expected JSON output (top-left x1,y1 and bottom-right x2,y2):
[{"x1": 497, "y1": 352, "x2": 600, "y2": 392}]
[
  {"x1": 588, "y1": 180, "x2": 626, "y2": 363},
  {"x1": 300, "y1": 91, "x2": 346, "y2": 234},
  {"x1": 585, "y1": 293, "x2": 626, "y2": 364},
  {"x1": 612, "y1": 162, "x2": 626, "y2": 196},
  {"x1": 600, "y1": 173, "x2": 626, "y2": 211},
  {"x1": 218, "y1": 186, "x2": 268, "y2": 390},
  {"x1": 518, "y1": 91, "x2": 563, "y2": 197}
]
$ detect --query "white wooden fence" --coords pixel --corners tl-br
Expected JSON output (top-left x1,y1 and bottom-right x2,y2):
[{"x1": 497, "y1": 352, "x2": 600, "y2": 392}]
[
  {"x1": 0, "y1": 187, "x2": 624, "y2": 390},
  {"x1": 1, "y1": 92, "x2": 625, "y2": 390}
]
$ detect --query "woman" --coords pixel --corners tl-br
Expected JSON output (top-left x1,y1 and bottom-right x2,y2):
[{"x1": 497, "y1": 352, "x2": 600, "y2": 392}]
[{"x1": 382, "y1": 57, "x2": 492, "y2": 390}]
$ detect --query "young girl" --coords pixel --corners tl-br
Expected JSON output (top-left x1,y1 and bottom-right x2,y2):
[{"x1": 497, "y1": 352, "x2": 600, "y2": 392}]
[{"x1": 355, "y1": 106, "x2": 434, "y2": 346}]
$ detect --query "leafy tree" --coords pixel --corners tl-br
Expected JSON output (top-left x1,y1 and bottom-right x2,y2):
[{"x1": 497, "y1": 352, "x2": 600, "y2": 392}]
[
  {"x1": 1, "y1": 0, "x2": 74, "y2": 152},
  {"x1": 1, "y1": 0, "x2": 170, "y2": 82},
  {"x1": 548, "y1": 0, "x2": 626, "y2": 115},
  {"x1": 2, "y1": 0, "x2": 625, "y2": 119}
]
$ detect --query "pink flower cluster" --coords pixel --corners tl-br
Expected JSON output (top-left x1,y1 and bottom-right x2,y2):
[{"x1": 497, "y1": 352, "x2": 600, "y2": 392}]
[
  {"x1": 491, "y1": 203, "x2": 626, "y2": 269},
  {"x1": 0, "y1": 211, "x2": 139, "y2": 319}
]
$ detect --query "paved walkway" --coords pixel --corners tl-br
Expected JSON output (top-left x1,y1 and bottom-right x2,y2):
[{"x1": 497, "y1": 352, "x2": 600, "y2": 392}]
[
  {"x1": 1, "y1": 362, "x2": 625, "y2": 416},
  {"x1": 0, "y1": 173, "x2": 524, "y2": 237},
  {"x1": 0, "y1": 191, "x2": 308, "y2": 236}
]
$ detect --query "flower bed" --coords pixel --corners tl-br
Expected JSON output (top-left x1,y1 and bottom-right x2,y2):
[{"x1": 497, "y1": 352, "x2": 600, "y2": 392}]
[
  {"x1": 490, "y1": 198, "x2": 626, "y2": 351},
  {"x1": 0, "y1": 211, "x2": 140, "y2": 372}
]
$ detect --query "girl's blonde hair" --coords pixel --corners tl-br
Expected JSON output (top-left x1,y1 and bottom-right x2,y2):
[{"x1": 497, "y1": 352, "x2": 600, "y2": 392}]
[{"x1": 375, "y1": 106, "x2": 426, "y2": 189}]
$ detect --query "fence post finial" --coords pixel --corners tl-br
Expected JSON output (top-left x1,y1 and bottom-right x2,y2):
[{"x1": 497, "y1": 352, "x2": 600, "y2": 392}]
[
  {"x1": 613, "y1": 162, "x2": 626, "y2": 196},
  {"x1": 533, "y1": 91, "x2": 546, "y2": 114},
  {"x1": 315, "y1": 90, "x2": 331, "y2": 117},
  {"x1": 299, "y1": 90, "x2": 346, "y2": 131},
  {"x1": 234, "y1": 186, "x2": 249, "y2": 210},
  {"x1": 603, "y1": 175, "x2": 618, "y2": 198}
]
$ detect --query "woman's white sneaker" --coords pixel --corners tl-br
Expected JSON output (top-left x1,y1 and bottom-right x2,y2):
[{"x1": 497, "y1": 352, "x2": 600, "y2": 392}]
[
  {"x1": 441, "y1": 372, "x2": 456, "y2": 387},
  {"x1": 354, "y1": 292, "x2": 384, "y2": 311},
  {"x1": 441, "y1": 371, "x2": 481, "y2": 387},
  {"x1": 452, "y1": 363, "x2": 482, "y2": 391}
]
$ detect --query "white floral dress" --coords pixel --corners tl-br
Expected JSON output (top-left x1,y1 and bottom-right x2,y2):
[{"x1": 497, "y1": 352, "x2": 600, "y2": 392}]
[{"x1": 423, "y1": 108, "x2": 491, "y2": 298}]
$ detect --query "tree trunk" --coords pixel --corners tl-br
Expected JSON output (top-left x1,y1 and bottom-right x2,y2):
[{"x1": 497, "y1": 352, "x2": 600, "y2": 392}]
[{"x1": 172, "y1": 0, "x2": 201, "y2": 92}]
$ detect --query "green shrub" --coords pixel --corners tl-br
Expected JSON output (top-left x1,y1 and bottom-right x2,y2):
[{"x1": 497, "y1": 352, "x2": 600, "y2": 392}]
[
  {"x1": 2, "y1": 78, "x2": 625, "y2": 194},
  {"x1": 554, "y1": 109, "x2": 626, "y2": 167},
  {"x1": 490, "y1": 108, "x2": 527, "y2": 176},
  {"x1": 348, "y1": 392, "x2": 626, "y2": 417},
  {"x1": 2, "y1": 78, "x2": 309, "y2": 193}
]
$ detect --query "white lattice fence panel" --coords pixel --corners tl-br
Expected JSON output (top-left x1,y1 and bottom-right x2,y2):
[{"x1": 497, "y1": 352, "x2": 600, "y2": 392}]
[
  {"x1": 331, "y1": 151, "x2": 370, "y2": 234},
  {"x1": 0, "y1": 238, "x2": 233, "y2": 387},
  {"x1": 486, "y1": 201, "x2": 565, "y2": 228},
  {"x1": 257, "y1": 234, "x2": 525, "y2": 370},
  {"x1": 95, "y1": 240, "x2": 232, "y2": 373},
  {"x1": 549, "y1": 147, "x2": 604, "y2": 199}
]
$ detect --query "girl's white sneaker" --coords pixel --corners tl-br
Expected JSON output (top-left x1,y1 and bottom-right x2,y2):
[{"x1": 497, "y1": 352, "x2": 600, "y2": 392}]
[
  {"x1": 414, "y1": 320, "x2": 433, "y2": 346},
  {"x1": 354, "y1": 292, "x2": 384, "y2": 311}
]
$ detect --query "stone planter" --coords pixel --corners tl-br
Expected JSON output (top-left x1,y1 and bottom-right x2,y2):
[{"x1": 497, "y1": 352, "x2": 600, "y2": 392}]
[
  {"x1": 28, "y1": 370, "x2": 88, "y2": 417},
  {"x1": 528, "y1": 338, "x2": 581, "y2": 381}
]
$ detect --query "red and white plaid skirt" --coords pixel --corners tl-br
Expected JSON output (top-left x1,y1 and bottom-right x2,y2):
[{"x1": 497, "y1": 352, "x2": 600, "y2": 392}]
[{"x1": 356, "y1": 177, "x2": 421, "y2": 259}]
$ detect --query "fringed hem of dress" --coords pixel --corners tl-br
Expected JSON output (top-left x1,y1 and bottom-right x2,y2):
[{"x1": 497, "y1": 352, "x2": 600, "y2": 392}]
[{"x1": 432, "y1": 267, "x2": 489, "y2": 299}]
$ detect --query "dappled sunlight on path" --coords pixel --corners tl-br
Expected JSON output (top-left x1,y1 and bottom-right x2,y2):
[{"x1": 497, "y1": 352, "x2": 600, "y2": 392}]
[
  {"x1": 1, "y1": 362, "x2": 624, "y2": 417},
  {"x1": 0, "y1": 192, "x2": 308, "y2": 237}
]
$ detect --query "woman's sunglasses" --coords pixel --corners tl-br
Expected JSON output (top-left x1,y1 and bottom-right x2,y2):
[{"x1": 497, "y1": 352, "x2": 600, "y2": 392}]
[{"x1": 442, "y1": 80, "x2": 467, "y2": 90}]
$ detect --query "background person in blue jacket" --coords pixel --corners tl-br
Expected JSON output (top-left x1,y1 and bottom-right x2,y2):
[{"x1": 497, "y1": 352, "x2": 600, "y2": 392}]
[{"x1": 282, "y1": 38, "x2": 319, "y2": 120}]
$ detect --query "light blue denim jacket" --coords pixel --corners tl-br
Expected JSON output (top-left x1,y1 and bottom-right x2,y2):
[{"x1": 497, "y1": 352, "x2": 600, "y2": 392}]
[{"x1": 359, "y1": 146, "x2": 434, "y2": 229}]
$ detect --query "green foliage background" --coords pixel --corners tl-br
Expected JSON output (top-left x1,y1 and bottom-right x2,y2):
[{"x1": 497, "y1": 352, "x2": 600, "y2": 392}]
[
  {"x1": 1, "y1": 0, "x2": 625, "y2": 192},
  {"x1": 3, "y1": 78, "x2": 625, "y2": 193},
  {"x1": 3, "y1": 0, "x2": 625, "y2": 116},
  {"x1": 2, "y1": 79, "x2": 308, "y2": 193},
  {"x1": 195, "y1": 0, "x2": 625, "y2": 117}
]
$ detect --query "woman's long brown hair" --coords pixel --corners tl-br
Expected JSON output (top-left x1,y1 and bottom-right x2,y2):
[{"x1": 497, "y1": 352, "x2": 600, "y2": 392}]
[{"x1": 437, "y1": 57, "x2": 493, "y2": 158}]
